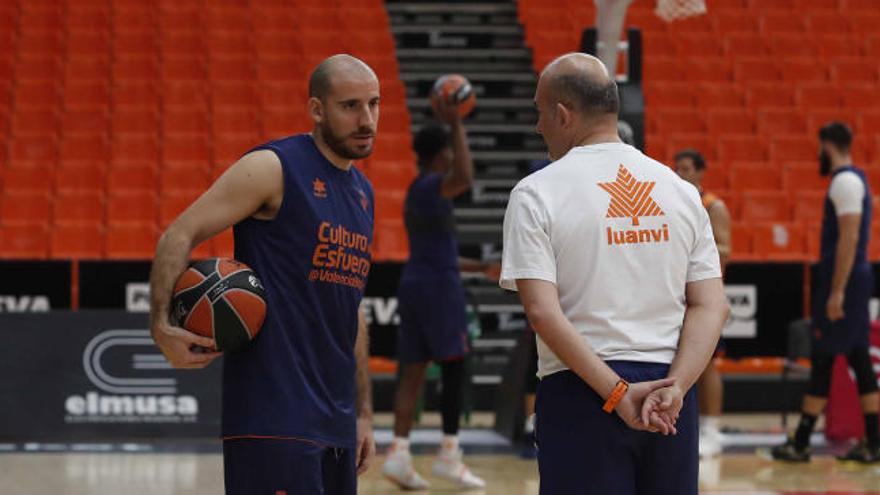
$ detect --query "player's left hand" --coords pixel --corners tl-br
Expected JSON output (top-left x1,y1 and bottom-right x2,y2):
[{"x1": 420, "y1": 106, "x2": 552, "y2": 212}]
[
  {"x1": 826, "y1": 291, "x2": 845, "y2": 321},
  {"x1": 355, "y1": 416, "x2": 376, "y2": 476},
  {"x1": 483, "y1": 262, "x2": 502, "y2": 282}
]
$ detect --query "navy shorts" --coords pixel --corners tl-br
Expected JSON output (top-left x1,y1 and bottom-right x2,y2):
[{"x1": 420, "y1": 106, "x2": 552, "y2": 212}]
[
  {"x1": 223, "y1": 438, "x2": 355, "y2": 495},
  {"x1": 811, "y1": 265, "x2": 873, "y2": 354},
  {"x1": 396, "y1": 276, "x2": 468, "y2": 363},
  {"x1": 535, "y1": 362, "x2": 698, "y2": 495}
]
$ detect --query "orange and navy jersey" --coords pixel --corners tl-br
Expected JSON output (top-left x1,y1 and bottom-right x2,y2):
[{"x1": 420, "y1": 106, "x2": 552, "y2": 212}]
[
  {"x1": 700, "y1": 190, "x2": 719, "y2": 211},
  {"x1": 225, "y1": 134, "x2": 374, "y2": 449}
]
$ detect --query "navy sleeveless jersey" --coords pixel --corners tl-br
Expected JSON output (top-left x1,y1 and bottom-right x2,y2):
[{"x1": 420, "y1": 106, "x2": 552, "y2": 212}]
[
  {"x1": 223, "y1": 134, "x2": 374, "y2": 448},
  {"x1": 401, "y1": 172, "x2": 459, "y2": 279},
  {"x1": 818, "y1": 166, "x2": 871, "y2": 271}
]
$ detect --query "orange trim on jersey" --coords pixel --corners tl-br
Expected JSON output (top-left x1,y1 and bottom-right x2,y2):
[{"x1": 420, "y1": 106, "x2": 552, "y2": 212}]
[
  {"x1": 222, "y1": 435, "x2": 324, "y2": 447},
  {"x1": 701, "y1": 191, "x2": 719, "y2": 210}
]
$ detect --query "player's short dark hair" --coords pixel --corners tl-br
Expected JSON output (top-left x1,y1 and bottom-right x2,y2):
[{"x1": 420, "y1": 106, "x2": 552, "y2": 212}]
[
  {"x1": 552, "y1": 75, "x2": 619, "y2": 117},
  {"x1": 674, "y1": 149, "x2": 706, "y2": 171},
  {"x1": 413, "y1": 122, "x2": 449, "y2": 169},
  {"x1": 309, "y1": 61, "x2": 333, "y2": 100},
  {"x1": 818, "y1": 121, "x2": 853, "y2": 153}
]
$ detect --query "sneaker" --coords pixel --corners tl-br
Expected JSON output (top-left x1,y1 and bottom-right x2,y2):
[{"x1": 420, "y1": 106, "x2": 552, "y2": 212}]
[
  {"x1": 699, "y1": 425, "x2": 723, "y2": 458},
  {"x1": 519, "y1": 430, "x2": 538, "y2": 460},
  {"x1": 769, "y1": 438, "x2": 811, "y2": 463},
  {"x1": 432, "y1": 448, "x2": 486, "y2": 489},
  {"x1": 383, "y1": 447, "x2": 430, "y2": 490},
  {"x1": 836, "y1": 441, "x2": 880, "y2": 464}
]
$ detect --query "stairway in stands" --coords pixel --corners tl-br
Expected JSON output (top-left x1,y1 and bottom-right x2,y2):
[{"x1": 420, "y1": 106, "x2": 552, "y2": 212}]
[{"x1": 386, "y1": 0, "x2": 538, "y2": 384}]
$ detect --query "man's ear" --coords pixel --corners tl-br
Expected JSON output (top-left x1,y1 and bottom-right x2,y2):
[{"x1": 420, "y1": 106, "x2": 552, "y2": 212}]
[
  {"x1": 308, "y1": 97, "x2": 324, "y2": 123},
  {"x1": 555, "y1": 102, "x2": 571, "y2": 129}
]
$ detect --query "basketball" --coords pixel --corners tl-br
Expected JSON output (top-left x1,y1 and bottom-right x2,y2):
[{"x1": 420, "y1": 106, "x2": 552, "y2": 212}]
[
  {"x1": 170, "y1": 258, "x2": 267, "y2": 352},
  {"x1": 430, "y1": 74, "x2": 476, "y2": 117}
]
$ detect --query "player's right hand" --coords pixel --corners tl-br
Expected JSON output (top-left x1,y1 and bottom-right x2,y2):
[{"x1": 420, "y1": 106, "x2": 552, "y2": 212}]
[
  {"x1": 431, "y1": 91, "x2": 462, "y2": 125},
  {"x1": 151, "y1": 322, "x2": 221, "y2": 369}
]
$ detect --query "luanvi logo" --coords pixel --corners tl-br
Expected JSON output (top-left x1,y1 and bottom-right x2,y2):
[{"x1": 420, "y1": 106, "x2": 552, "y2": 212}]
[
  {"x1": 64, "y1": 329, "x2": 199, "y2": 424},
  {"x1": 598, "y1": 165, "x2": 668, "y2": 246}
]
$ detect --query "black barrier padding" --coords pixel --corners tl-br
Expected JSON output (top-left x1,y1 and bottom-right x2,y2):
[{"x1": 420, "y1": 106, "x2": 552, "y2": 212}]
[
  {"x1": 0, "y1": 260, "x2": 70, "y2": 311},
  {"x1": 0, "y1": 311, "x2": 222, "y2": 441}
]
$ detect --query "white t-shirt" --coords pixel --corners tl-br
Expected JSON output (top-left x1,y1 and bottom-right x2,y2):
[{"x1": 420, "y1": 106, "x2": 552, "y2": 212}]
[
  {"x1": 829, "y1": 171, "x2": 865, "y2": 216},
  {"x1": 500, "y1": 142, "x2": 721, "y2": 377}
]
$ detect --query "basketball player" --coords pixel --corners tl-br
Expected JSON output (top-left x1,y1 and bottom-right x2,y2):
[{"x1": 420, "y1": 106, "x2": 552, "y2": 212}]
[
  {"x1": 674, "y1": 149, "x2": 731, "y2": 458},
  {"x1": 149, "y1": 54, "x2": 378, "y2": 494},
  {"x1": 501, "y1": 53, "x2": 729, "y2": 494},
  {"x1": 382, "y1": 99, "x2": 496, "y2": 490},
  {"x1": 771, "y1": 122, "x2": 880, "y2": 464}
]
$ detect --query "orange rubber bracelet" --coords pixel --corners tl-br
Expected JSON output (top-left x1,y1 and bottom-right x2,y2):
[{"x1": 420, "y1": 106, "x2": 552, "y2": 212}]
[{"x1": 602, "y1": 379, "x2": 629, "y2": 413}]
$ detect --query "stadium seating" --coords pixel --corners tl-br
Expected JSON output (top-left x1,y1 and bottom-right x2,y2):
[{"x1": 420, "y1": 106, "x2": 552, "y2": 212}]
[
  {"x1": 521, "y1": 1, "x2": 880, "y2": 261},
  {"x1": 0, "y1": 0, "x2": 412, "y2": 260}
]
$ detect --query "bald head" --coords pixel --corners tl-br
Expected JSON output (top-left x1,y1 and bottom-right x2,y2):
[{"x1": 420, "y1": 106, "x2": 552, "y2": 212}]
[
  {"x1": 309, "y1": 54, "x2": 378, "y2": 101},
  {"x1": 539, "y1": 53, "x2": 619, "y2": 119}
]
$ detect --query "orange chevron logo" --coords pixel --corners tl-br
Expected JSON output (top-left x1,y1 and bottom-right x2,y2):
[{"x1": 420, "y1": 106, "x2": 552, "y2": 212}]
[{"x1": 598, "y1": 165, "x2": 664, "y2": 226}]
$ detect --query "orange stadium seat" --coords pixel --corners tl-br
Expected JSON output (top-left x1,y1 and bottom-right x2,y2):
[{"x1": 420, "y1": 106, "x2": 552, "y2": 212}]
[
  {"x1": 759, "y1": 11, "x2": 806, "y2": 34},
  {"x1": 745, "y1": 84, "x2": 795, "y2": 108},
  {"x1": 706, "y1": 110, "x2": 755, "y2": 135},
  {"x1": 106, "y1": 192, "x2": 156, "y2": 226},
  {"x1": 52, "y1": 191, "x2": 104, "y2": 225},
  {"x1": 695, "y1": 84, "x2": 745, "y2": 108},
  {"x1": 59, "y1": 136, "x2": 109, "y2": 168},
  {"x1": 112, "y1": 58, "x2": 157, "y2": 82},
  {"x1": 8, "y1": 137, "x2": 59, "y2": 168},
  {"x1": 652, "y1": 109, "x2": 705, "y2": 134},
  {"x1": 162, "y1": 109, "x2": 209, "y2": 137},
  {"x1": 730, "y1": 223, "x2": 753, "y2": 260},
  {"x1": 162, "y1": 82, "x2": 209, "y2": 110},
  {"x1": 718, "y1": 136, "x2": 767, "y2": 162},
  {"x1": 850, "y1": 13, "x2": 880, "y2": 36},
  {"x1": 814, "y1": 35, "x2": 857, "y2": 58},
  {"x1": 767, "y1": 34, "x2": 816, "y2": 57},
  {"x1": 734, "y1": 58, "x2": 781, "y2": 83},
  {"x1": 795, "y1": 84, "x2": 843, "y2": 108},
  {"x1": 114, "y1": 33, "x2": 157, "y2": 57},
  {"x1": 644, "y1": 83, "x2": 694, "y2": 108},
  {"x1": 792, "y1": 191, "x2": 826, "y2": 224},
  {"x1": 211, "y1": 82, "x2": 259, "y2": 109},
  {"x1": 161, "y1": 32, "x2": 204, "y2": 57},
  {"x1": 158, "y1": 192, "x2": 201, "y2": 228},
  {"x1": 208, "y1": 56, "x2": 256, "y2": 83},
  {"x1": 714, "y1": 11, "x2": 759, "y2": 33},
  {"x1": 55, "y1": 165, "x2": 105, "y2": 193},
  {"x1": 159, "y1": 167, "x2": 210, "y2": 195},
  {"x1": 784, "y1": 165, "x2": 830, "y2": 192},
  {"x1": 676, "y1": 34, "x2": 724, "y2": 57},
  {"x1": 741, "y1": 192, "x2": 791, "y2": 222},
  {"x1": 756, "y1": 109, "x2": 807, "y2": 134},
  {"x1": 112, "y1": 108, "x2": 159, "y2": 137},
  {"x1": 0, "y1": 224, "x2": 49, "y2": 258},
  {"x1": 723, "y1": 34, "x2": 766, "y2": 56},
  {"x1": 831, "y1": 58, "x2": 879, "y2": 83},
  {"x1": 11, "y1": 110, "x2": 59, "y2": 137},
  {"x1": 162, "y1": 137, "x2": 210, "y2": 169},
  {"x1": 752, "y1": 223, "x2": 806, "y2": 260},
  {"x1": 50, "y1": 223, "x2": 103, "y2": 259},
  {"x1": 804, "y1": 11, "x2": 851, "y2": 35},
  {"x1": 62, "y1": 110, "x2": 110, "y2": 136},
  {"x1": 664, "y1": 135, "x2": 718, "y2": 162},
  {"x1": 0, "y1": 193, "x2": 51, "y2": 226},
  {"x1": 107, "y1": 167, "x2": 156, "y2": 193},
  {"x1": 769, "y1": 135, "x2": 817, "y2": 161},
  {"x1": 67, "y1": 33, "x2": 110, "y2": 56},
  {"x1": 729, "y1": 165, "x2": 781, "y2": 191},
  {"x1": 842, "y1": 85, "x2": 880, "y2": 109},
  {"x1": 113, "y1": 83, "x2": 160, "y2": 109},
  {"x1": 104, "y1": 224, "x2": 157, "y2": 259},
  {"x1": 780, "y1": 58, "x2": 829, "y2": 83},
  {"x1": 16, "y1": 56, "x2": 61, "y2": 82}
]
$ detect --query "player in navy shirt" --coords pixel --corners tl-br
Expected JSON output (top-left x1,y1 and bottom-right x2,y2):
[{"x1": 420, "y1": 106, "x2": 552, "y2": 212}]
[
  {"x1": 149, "y1": 54, "x2": 379, "y2": 494},
  {"x1": 772, "y1": 122, "x2": 880, "y2": 464},
  {"x1": 382, "y1": 98, "x2": 498, "y2": 490}
]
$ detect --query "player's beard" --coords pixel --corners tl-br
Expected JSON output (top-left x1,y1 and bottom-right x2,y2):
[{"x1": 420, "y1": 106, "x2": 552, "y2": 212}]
[
  {"x1": 818, "y1": 149, "x2": 832, "y2": 177},
  {"x1": 320, "y1": 119, "x2": 375, "y2": 160}
]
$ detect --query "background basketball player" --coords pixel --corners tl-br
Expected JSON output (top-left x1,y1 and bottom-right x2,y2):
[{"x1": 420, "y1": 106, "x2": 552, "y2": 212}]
[
  {"x1": 501, "y1": 53, "x2": 729, "y2": 494},
  {"x1": 150, "y1": 54, "x2": 379, "y2": 494},
  {"x1": 382, "y1": 94, "x2": 498, "y2": 490},
  {"x1": 674, "y1": 149, "x2": 732, "y2": 458},
  {"x1": 771, "y1": 122, "x2": 880, "y2": 464}
]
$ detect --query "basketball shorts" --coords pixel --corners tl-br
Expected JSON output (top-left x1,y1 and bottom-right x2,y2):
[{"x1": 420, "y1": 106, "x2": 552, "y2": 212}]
[
  {"x1": 535, "y1": 362, "x2": 698, "y2": 495},
  {"x1": 396, "y1": 276, "x2": 469, "y2": 364},
  {"x1": 811, "y1": 265, "x2": 873, "y2": 354},
  {"x1": 223, "y1": 438, "x2": 355, "y2": 495}
]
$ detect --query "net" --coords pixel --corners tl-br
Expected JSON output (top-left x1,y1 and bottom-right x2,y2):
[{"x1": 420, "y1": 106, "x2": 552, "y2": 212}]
[{"x1": 655, "y1": 0, "x2": 707, "y2": 22}]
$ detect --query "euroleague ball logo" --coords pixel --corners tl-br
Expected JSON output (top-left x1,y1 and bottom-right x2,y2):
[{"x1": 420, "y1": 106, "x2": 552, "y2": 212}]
[{"x1": 64, "y1": 330, "x2": 198, "y2": 422}]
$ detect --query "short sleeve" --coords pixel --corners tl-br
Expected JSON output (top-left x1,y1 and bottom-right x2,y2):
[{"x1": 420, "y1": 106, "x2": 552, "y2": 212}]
[
  {"x1": 687, "y1": 206, "x2": 722, "y2": 283},
  {"x1": 500, "y1": 186, "x2": 556, "y2": 291},
  {"x1": 829, "y1": 172, "x2": 865, "y2": 216}
]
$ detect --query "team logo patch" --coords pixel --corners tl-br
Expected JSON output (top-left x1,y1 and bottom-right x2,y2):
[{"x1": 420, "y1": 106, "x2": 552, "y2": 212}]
[
  {"x1": 598, "y1": 164, "x2": 664, "y2": 226},
  {"x1": 313, "y1": 178, "x2": 327, "y2": 198}
]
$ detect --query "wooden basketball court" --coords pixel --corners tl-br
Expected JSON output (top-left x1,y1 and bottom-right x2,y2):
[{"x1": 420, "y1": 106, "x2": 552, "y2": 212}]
[{"x1": 4, "y1": 449, "x2": 879, "y2": 494}]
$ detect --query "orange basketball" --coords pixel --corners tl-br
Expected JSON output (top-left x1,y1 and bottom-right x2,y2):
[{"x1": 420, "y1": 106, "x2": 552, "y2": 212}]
[
  {"x1": 430, "y1": 74, "x2": 476, "y2": 117},
  {"x1": 171, "y1": 258, "x2": 266, "y2": 352}
]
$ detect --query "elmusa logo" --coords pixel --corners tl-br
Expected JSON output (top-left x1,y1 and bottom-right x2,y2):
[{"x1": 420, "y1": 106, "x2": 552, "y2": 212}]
[{"x1": 65, "y1": 330, "x2": 198, "y2": 422}]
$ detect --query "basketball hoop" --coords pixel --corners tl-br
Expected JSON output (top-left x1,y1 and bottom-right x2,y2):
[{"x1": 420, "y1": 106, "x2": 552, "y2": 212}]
[{"x1": 655, "y1": 0, "x2": 707, "y2": 22}]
